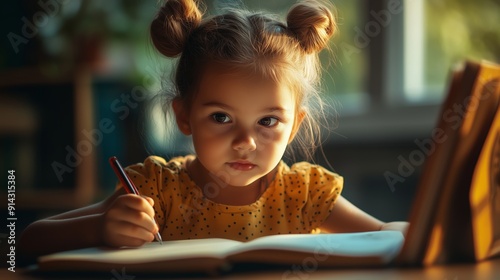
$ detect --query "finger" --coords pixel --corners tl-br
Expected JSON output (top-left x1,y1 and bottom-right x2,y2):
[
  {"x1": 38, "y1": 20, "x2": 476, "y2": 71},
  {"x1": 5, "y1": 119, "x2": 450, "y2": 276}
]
[
  {"x1": 109, "y1": 206, "x2": 158, "y2": 233},
  {"x1": 115, "y1": 220, "x2": 155, "y2": 243},
  {"x1": 110, "y1": 235, "x2": 148, "y2": 248},
  {"x1": 142, "y1": 196, "x2": 155, "y2": 206},
  {"x1": 102, "y1": 222, "x2": 153, "y2": 248},
  {"x1": 118, "y1": 194, "x2": 156, "y2": 219}
]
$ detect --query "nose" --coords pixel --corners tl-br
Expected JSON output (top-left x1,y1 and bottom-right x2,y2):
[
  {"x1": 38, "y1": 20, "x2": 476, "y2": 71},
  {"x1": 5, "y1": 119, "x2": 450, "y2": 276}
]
[{"x1": 232, "y1": 129, "x2": 257, "y2": 152}]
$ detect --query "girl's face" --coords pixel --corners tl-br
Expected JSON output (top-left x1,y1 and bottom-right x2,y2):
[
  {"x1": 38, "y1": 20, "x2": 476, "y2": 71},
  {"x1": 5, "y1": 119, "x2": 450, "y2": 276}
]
[{"x1": 177, "y1": 69, "x2": 302, "y2": 187}]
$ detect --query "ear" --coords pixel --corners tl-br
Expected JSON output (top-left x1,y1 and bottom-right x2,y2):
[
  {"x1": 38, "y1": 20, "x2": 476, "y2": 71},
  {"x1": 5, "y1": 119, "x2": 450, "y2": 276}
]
[
  {"x1": 172, "y1": 98, "x2": 192, "y2": 135},
  {"x1": 288, "y1": 109, "x2": 306, "y2": 144}
]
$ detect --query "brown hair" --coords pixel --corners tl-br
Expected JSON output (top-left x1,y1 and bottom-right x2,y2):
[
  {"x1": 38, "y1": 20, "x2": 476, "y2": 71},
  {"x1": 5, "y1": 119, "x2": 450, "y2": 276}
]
[{"x1": 150, "y1": 0, "x2": 336, "y2": 161}]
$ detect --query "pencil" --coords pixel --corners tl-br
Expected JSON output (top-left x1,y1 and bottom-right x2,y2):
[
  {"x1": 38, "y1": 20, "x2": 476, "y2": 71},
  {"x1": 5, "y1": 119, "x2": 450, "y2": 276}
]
[{"x1": 109, "y1": 156, "x2": 163, "y2": 245}]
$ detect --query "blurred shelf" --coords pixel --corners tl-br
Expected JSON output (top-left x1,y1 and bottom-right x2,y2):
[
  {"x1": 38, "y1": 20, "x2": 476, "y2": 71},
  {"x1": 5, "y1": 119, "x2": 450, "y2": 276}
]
[{"x1": 0, "y1": 66, "x2": 97, "y2": 209}]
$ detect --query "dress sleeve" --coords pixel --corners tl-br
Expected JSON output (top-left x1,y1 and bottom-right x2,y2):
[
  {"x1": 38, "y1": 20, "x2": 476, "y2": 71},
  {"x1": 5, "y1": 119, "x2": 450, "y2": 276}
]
[
  {"x1": 291, "y1": 162, "x2": 343, "y2": 231},
  {"x1": 115, "y1": 156, "x2": 170, "y2": 232}
]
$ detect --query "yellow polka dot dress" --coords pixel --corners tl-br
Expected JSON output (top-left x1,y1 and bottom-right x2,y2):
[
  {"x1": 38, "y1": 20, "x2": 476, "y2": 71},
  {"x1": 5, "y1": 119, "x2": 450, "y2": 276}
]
[{"x1": 120, "y1": 156, "x2": 343, "y2": 242}]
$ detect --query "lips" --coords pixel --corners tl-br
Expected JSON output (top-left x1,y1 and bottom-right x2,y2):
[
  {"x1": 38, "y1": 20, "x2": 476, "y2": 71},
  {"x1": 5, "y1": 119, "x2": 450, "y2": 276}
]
[{"x1": 227, "y1": 160, "x2": 256, "y2": 171}]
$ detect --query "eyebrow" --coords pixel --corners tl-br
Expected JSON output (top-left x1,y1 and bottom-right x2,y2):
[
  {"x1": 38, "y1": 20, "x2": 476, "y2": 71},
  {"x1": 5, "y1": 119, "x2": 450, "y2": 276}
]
[{"x1": 202, "y1": 101, "x2": 289, "y2": 113}]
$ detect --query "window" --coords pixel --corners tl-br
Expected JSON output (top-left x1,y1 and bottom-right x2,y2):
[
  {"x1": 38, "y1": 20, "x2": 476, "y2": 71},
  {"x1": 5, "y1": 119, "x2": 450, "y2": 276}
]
[
  {"x1": 421, "y1": 0, "x2": 500, "y2": 101},
  {"x1": 385, "y1": 0, "x2": 500, "y2": 103}
]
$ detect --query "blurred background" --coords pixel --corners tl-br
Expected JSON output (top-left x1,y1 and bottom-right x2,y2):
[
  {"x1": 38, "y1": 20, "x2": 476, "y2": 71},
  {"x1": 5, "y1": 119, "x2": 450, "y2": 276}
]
[{"x1": 0, "y1": 0, "x2": 499, "y2": 242}]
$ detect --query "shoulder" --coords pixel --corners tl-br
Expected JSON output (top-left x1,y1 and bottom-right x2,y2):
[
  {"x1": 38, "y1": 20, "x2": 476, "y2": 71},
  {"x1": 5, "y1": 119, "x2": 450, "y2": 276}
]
[
  {"x1": 280, "y1": 161, "x2": 343, "y2": 187},
  {"x1": 118, "y1": 155, "x2": 193, "y2": 190},
  {"x1": 274, "y1": 160, "x2": 343, "y2": 204},
  {"x1": 277, "y1": 161, "x2": 343, "y2": 230}
]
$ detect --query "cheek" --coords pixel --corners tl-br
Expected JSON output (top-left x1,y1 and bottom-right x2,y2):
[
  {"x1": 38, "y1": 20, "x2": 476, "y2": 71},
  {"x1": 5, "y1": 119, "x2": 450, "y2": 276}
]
[
  {"x1": 193, "y1": 126, "x2": 229, "y2": 146},
  {"x1": 256, "y1": 127, "x2": 291, "y2": 149},
  {"x1": 191, "y1": 126, "x2": 230, "y2": 156}
]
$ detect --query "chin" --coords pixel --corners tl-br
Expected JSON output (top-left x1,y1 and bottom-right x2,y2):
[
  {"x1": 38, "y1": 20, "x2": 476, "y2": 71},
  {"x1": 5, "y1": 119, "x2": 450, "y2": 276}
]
[{"x1": 226, "y1": 176, "x2": 261, "y2": 187}]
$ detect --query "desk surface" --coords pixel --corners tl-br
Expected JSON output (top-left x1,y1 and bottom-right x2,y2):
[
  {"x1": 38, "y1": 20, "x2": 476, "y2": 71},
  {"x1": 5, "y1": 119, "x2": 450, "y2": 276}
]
[{"x1": 3, "y1": 258, "x2": 500, "y2": 280}]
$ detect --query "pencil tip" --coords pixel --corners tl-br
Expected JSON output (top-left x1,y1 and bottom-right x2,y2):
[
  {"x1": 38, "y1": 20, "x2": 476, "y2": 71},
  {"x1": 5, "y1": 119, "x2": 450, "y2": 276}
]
[{"x1": 156, "y1": 233, "x2": 163, "y2": 245}]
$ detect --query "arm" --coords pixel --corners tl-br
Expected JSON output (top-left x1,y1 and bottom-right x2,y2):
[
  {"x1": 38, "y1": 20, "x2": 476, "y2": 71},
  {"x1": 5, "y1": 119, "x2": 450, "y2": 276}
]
[
  {"x1": 18, "y1": 203, "x2": 107, "y2": 265},
  {"x1": 319, "y1": 195, "x2": 409, "y2": 235},
  {"x1": 18, "y1": 189, "x2": 122, "y2": 264},
  {"x1": 18, "y1": 188, "x2": 159, "y2": 264}
]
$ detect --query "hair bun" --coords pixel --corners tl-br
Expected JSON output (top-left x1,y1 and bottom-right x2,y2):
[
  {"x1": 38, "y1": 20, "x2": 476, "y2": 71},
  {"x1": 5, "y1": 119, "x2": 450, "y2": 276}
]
[
  {"x1": 150, "y1": 0, "x2": 202, "y2": 57},
  {"x1": 286, "y1": 0, "x2": 336, "y2": 53}
]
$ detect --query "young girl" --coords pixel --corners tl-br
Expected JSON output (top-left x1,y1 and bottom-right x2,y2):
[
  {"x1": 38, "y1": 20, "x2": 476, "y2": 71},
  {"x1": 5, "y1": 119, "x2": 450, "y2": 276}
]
[{"x1": 19, "y1": 0, "x2": 408, "y2": 262}]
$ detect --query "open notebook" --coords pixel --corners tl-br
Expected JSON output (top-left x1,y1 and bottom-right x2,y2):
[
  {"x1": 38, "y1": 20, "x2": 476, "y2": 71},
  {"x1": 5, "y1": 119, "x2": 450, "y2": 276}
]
[
  {"x1": 37, "y1": 60, "x2": 500, "y2": 273},
  {"x1": 38, "y1": 231, "x2": 404, "y2": 273}
]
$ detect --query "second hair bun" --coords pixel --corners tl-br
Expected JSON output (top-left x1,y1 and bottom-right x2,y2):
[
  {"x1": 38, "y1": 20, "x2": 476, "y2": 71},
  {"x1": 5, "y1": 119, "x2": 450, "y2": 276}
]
[{"x1": 286, "y1": 0, "x2": 336, "y2": 53}]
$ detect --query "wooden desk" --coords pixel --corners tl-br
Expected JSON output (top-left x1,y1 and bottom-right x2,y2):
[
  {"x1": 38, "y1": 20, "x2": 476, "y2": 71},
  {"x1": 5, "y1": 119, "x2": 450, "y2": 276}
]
[{"x1": 3, "y1": 258, "x2": 499, "y2": 280}]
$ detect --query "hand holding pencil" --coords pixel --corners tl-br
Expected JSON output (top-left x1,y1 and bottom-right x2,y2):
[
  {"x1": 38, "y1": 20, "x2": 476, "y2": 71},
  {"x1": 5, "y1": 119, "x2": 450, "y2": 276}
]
[{"x1": 100, "y1": 156, "x2": 163, "y2": 247}]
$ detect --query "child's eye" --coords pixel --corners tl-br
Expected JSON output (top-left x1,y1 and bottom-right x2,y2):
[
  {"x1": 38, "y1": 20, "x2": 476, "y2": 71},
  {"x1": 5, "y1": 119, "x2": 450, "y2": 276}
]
[
  {"x1": 211, "y1": 113, "x2": 231, "y2": 124},
  {"x1": 258, "y1": 117, "x2": 278, "y2": 127}
]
